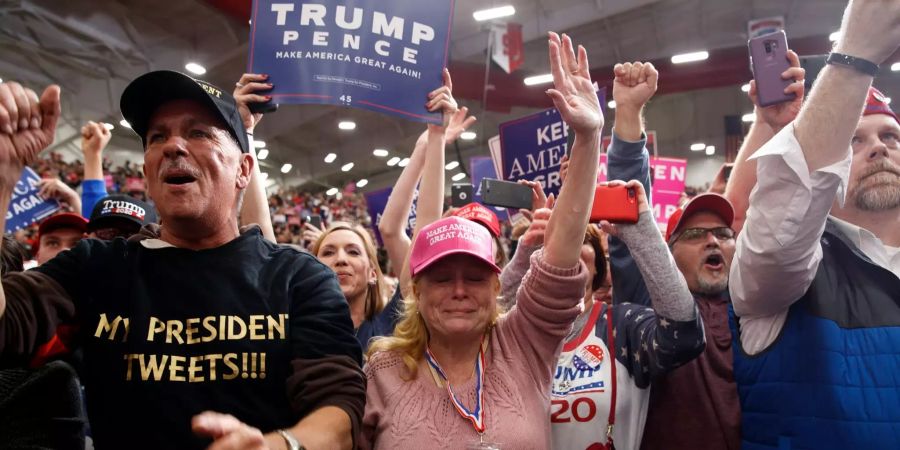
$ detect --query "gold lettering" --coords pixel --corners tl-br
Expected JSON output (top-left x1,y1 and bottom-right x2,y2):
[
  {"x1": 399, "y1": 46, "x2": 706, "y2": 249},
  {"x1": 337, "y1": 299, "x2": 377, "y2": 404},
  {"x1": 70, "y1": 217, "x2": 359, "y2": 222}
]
[
  {"x1": 206, "y1": 353, "x2": 222, "y2": 381},
  {"x1": 147, "y1": 317, "x2": 165, "y2": 342},
  {"x1": 188, "y1": 355, "x2": 205, "y2": 383},
  {"x1": 95, "y1": 314, "x2": 129, "y2": 341},
  {"x1": 223, "y1": 353, "x2": 239, "y2": 380},
  {"x1": 249, "y1": 315, "x2": 265, "y2": 340},
  {"x1": 168, "y1": 355, "x2": 186, "y2": 382},
  {"x1": 268, "y1": 314, "x2": 288, "y2": 340},
  {"x1": 139, "y1": 354, "x2": 168, "y2": 381},
  {"x1": 166, "y1": 320, "x2": 184, "y2": 344},
  {"x1": 185, "y1": 318, "x2": 201, "y2": 344},
  {"x1": 228, "y1": 316, "x2": 247, "y2": 340},
  {"x1": 202, "y1": 316, "x2": 217, "y2": 343},
  {"x1": 124, "y1": 353, "x2": 139, "y2": 380}
]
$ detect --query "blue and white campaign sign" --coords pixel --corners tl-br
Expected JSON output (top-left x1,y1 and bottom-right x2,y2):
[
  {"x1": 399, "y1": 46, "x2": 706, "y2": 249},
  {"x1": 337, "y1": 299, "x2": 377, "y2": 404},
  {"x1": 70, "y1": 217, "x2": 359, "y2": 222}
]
[
  {"x1": 498, "y1": 88, "x2": 606, "y2": 198},
  {"x1": 5, "y1": 168, "x2": 61, "y2": 233},
  {"x1": 364, "y1": 187, "x2": 417, "y2": 246},
  {"x1": 469, "y1": 156, "x2": 509, "y2": 221},
  {"x1": 247, "y1": 0, "x2": 455, "y2": 124}
]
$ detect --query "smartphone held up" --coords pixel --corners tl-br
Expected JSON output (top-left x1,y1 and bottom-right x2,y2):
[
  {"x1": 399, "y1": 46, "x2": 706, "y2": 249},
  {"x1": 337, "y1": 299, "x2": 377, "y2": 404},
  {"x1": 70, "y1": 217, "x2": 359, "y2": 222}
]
[
  {"x1": 590, "y1": 185, "x2": 639, "y2": 224},
  {"x1": 749, "y1": 30, "x2": 794, "y2": 107}
]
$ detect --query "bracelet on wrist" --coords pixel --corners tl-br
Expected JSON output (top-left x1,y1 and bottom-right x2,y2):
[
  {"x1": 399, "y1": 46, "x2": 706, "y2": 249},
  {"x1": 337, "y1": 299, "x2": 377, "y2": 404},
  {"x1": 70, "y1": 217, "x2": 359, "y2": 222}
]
[{"x1": 826, "y1": 52, "x2": 879, "y2": 77}]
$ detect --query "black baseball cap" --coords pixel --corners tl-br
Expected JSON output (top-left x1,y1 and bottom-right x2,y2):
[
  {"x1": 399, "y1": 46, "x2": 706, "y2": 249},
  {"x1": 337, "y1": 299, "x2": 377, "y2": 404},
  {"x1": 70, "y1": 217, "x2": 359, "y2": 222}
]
[
  {"x1": 120, "y1": 70, "x2": 250, "y2": 153},
  {"x1": 88, "y1": 195, "x2": 157, "y2": 231}
]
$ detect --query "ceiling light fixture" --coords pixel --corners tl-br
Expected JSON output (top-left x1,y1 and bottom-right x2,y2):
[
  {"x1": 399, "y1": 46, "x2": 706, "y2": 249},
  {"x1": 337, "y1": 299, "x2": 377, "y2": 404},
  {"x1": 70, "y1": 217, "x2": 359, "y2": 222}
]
[
  {"x1": 891, "y1": 62, "x2": 900, "y2": 72},
  {"x1": 338, "y1": 121, "x2": 356, "y2": 130},
  {"x1": 473, "y1": 5, "x2": 515, "y2": 22},
  {"x1": 260, "y1": 172, "x2": 268, "y2": 180},
  {"x1": 690, "y1": 143, "x2": 706, "y2": 151},
  {"x1": 742, "y1": 113, "x2": 755, "y2": 123},
  {"x1": 324, "y1": 153, "x2": 337, "y2": 163},
  {"x1": 257, "y1": 149, "x2": 269, "y2": 160},
  {"x1": 607, "y1": 100, "x2": 616, "y2": 109},
  {"x1": 451, "y1": 173, "x2": 467, "y2": 182},
  {"x1": 387, "y1": 157, "x2": 400, "y2": 166},
  {"x1": 185, "y1": 62, "x2": 206, "y2": 75},
  {"x1": 102, "y1": 123, "x2": 114, "y2": 131},
  {"x1": 671, "y1": 51, "x2": 709, "y2": 64},
  {"x1": 445, "y1": 161, "x2": 459, "y2": 170},
  {"x1": 341, "y1": 162, "x2": 354, "y2": 172},
  {"x1": 524, "y1": 73, "x2": 553, "y2": 86},
  {"x1": 252, "y1": 140, "x2": 266, "y2": 148},
  {"x1": 460, "y1": 131, "x2": 477, "y2": 140},
  {"x1": 829, "y1": 31, "x2": 840, "y2": 42},
  {"x1": 705, "y1": 146, "x2": 715, "y2": 156},
  {"x1": 373, "y1": 149, "x2": 389, "y2": 157},
  {"x1": 741, "y1": 83, "x2": 750, "y2": 93},
  {"x1": 398, "y1": 158, "x2": 410, "y2": 167},
  {"x1": 119, "y1": 119, "x2": 131, "y2": 129},
  {"x1": 356, "y1": 179, "x2": 368, "y2": 188},
  {"x1": 280, "y1": 163, "x2": 292, "y2": 173},
  {"x1": 326, "y1": 187, "x2": 339, "y2": 196}
]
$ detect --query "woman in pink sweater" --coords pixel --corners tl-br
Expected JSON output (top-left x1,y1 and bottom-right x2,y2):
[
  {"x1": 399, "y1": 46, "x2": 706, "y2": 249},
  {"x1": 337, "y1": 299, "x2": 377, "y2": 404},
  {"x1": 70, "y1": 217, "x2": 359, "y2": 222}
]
[{"x1": 361, "y1": 32, "x2": 604, "y2": 450}]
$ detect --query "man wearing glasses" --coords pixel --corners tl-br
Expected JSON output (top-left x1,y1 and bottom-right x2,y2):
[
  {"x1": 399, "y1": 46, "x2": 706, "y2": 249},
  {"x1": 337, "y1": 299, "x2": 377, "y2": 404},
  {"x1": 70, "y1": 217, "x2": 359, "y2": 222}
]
[{"x1": 640, "y1": 192, "x2": 741, "y2": 450}]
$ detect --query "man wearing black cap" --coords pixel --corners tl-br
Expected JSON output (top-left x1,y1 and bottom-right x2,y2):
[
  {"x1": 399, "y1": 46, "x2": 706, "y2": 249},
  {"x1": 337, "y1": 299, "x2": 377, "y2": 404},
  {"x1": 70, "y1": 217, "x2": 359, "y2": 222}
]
[
  {"x1": 87, "y1": 194, "x2": 157, "y2": 240},
  {"x1": 0, "y1": 73, "x2": 363, "y2": 450}
]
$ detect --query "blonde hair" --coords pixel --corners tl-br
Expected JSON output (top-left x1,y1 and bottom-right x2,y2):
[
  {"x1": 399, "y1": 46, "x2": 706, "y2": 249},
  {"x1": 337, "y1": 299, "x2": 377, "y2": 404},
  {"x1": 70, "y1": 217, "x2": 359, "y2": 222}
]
[
  {"x1": 367, "y1": 272, "x2": 502, "y2": 380},
  {"x1": 311, "y1": 222, "x2": 386, "y2": 321}
]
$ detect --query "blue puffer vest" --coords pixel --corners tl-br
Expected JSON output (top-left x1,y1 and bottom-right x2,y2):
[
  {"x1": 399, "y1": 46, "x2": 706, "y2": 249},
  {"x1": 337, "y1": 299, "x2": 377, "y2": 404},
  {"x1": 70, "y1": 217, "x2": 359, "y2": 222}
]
[{"x1": 730, "y1": 219, "x2": 900, "y2": 450}]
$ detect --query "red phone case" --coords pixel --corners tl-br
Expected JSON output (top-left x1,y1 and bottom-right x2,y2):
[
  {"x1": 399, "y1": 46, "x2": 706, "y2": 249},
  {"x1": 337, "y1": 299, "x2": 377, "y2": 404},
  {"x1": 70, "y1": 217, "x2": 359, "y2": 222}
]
[{"x1": 590, "y1": 185, "x2": 639, "y2": 223}]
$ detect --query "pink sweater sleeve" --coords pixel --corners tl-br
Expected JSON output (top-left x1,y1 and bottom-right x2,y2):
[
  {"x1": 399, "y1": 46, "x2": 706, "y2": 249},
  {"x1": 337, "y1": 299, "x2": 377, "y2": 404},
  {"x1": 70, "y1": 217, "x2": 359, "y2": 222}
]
[{"x1": 496, "y1": 248, "x2": 587, "y2": 387}]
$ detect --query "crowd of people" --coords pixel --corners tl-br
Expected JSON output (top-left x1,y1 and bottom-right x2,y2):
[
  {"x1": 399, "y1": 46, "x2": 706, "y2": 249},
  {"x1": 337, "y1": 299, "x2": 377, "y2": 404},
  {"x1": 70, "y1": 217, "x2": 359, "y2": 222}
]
[{"x1": 0, "y1": 1, "x2": 897, "y2": 449}]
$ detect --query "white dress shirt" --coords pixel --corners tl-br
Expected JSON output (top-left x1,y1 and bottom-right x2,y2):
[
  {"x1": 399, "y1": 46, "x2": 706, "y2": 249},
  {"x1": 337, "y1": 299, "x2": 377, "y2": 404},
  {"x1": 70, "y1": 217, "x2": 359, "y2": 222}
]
[{"x1": 727, "y1": 123, "x2": 900, "y2": 355}]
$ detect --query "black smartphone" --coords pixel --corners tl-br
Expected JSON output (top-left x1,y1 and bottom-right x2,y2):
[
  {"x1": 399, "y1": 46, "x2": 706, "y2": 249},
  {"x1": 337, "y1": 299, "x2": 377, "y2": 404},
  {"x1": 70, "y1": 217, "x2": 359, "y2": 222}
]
[
  {"x1": 306, "y1": 215, "x2": 322, "y2": 229},
  {"x1": 799, "y1": 54, "x2": 827, "y2": 92},
  {"x1": 451, "y1": 184, "x2": 473, "y2": 207},
  {"x1": 480, "y1": 178, "x2": 533, "y2": 210},
  {"x1": 249, "y1": 102, "x2": 279, "y2": 114}
]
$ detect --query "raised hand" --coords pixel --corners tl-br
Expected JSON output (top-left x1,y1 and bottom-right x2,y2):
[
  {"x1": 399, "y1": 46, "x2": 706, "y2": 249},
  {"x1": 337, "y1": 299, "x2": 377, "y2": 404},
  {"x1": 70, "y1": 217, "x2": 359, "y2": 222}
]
[
  {"x1": 426, "y1": 68, "x2": 459, "y2": 130},
  {"x1": 81, "y1": 121, "x2": 112, "y2": 157},
  {"x1": 233, "y1": 73, "x2": 271, "y2": 134},
  {"x1": 598, "y1": 179, "x2": 650, "y2": 237},
  {"x1": 39, "y1": 178, "x2": 80, "y2": 212},
  {"x1": 612, "y1": 61, "x2": 659, "y2": 112},
  {"x1": 518, "y1": 179, "x2": 548, "y2": 211},
  {"x1": 0, "y1": 82, "x2": 61, "y2": 189},
  {"x1": 444, "y1": 106, "x2": 477, "y2": 144},
  {"x1": 520, "y1": 206, "x2": 552, "y2": 247},
  {"x1": 546, "y1": 33, "x2": 603, "y2": 136},
  {"x1": 750, "y1": 50, "x2": 805, "y2": 132},
  {"x1": 833, "y1": 0, "x2": 900, "y2": 65}
]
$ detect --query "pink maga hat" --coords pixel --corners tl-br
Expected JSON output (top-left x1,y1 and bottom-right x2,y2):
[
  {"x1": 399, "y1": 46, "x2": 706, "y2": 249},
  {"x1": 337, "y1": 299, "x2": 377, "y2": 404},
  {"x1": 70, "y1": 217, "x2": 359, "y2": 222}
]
[{"x1": 409, "y1": 216, "x2": 501, "y2": 277}]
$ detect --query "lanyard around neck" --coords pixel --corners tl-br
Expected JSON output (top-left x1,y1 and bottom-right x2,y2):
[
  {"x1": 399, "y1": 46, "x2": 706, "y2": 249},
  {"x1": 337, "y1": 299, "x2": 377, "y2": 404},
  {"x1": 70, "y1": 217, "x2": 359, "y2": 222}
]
[{"x1": 424, "y1": 335, "x2": 487, "y2": 434}]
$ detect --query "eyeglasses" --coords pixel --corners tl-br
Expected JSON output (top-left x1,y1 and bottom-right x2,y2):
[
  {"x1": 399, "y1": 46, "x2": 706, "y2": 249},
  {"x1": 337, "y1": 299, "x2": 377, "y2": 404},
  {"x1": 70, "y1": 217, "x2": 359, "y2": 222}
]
[{"x1": 673, "y1": 227, "x2": 734, "y2": 244}]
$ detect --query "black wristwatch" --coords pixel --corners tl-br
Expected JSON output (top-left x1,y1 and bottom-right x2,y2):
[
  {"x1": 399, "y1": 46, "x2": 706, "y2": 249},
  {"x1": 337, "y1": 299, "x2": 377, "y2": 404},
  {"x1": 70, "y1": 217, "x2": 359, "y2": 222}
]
[
  {"x1": 826, "y1": 52, "x2": 880, "y2": 77},
  {"x1": 277, "y1": 429, "x2": 306, "y2": 450}
]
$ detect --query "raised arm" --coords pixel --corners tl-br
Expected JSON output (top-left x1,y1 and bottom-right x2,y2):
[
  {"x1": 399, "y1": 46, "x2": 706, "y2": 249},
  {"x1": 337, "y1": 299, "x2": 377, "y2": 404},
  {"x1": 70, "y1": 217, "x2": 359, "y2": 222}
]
[
  {"x1": 542, "y1": 32, "x2": 603, "y2": 269},
  {"x1": 0, "y1": 81, "x2": 62, "y2": 317},
  {"x1": 397, "y1": 69, "x2": 459, "y2": 293},
  {"x1": 600, "y1": 180, "x2": 704, "y2": 384},
  {"x1": 80, "y1": 120, "x2": 111, "y2": 215},
  {"x1": 607, "y1": 61, "x2": 657, "y2": 306},
  {"x1": 730, "y1": 1, "x2": 898, "y2": 317},
  {"x1": 725, "y1": 50, "x2": 804, "y2": 234},
  {"x1": 233, "y1": 73, "x2": 276, "y2": 243}
]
